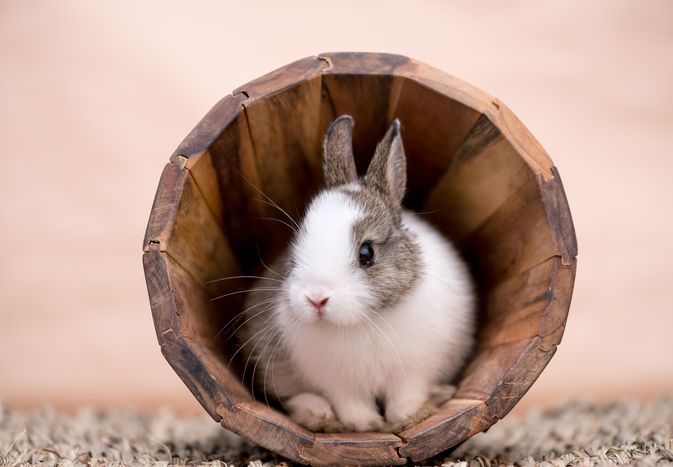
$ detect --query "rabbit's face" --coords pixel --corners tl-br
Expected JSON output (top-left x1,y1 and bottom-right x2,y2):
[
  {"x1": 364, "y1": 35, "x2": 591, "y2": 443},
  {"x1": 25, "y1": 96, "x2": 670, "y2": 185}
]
[
  {"x1": 280, "y1": 115, "x2": 420, "y2": 328},
  {"x1": 284, "y1": 189, "x2": 375, "y2": 327},
  {"x1": 284, "y1": 186, "x2": 420, "y2": 328}
]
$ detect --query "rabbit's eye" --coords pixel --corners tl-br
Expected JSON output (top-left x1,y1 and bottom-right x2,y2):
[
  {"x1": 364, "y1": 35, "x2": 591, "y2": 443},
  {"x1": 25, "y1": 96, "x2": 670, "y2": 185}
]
[{"x1": 358, "y1": 241, "x2": 374, "y2": 268}]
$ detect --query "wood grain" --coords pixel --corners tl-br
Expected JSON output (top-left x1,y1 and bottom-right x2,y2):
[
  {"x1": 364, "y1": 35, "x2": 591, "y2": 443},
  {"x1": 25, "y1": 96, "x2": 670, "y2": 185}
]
[
  {"x1": 143, "y1": 162, "x2": 184, "y2": 253},
  {"x1": 478, "y1": 256, "x2": 576, "y2": 348},
  {"x1": 312, "y1": 432, "x2": 406, "y2": 466},
  {"x1": 541, "y1": 167, "x2": 578, "y2": 265},
  {"x1": 398, "y1": 399, "x2": 487, "y2": 461},
  {"x1": 388, "y1": 78, "x2": 482, "y2": 208},
  {"x1": 143, "y1": 245, "x2": 250, "y2": 418},
  {"x1": 395, "y1": 56, "x2": 497, "y2": 114},
  {"x1": 217, "y1": 400, "x2": 315, "y2": 464},
  {"x1": 421, "y1": 115, "x2": 534, "y2": 243},
  {"x1": 142, "y1": 161, "x2": 240, "y2": 285},
  {"x1": 182, "y1": 151, "x2": 224, "y2": 234},
  {"x1": 216, "y1": 400, "x2": 408, "y2": 466},
  {"x1": 455, "y1": 337, "x2": 542, "y2": 401},
  {"x1": 240, "y1": 59, "x2": 325, "y2": 227},
  {"x1": 486, "y1": 99, "x2": 555, "y2": 180},
  {"x1": 206, "y1": 112, "x2": 272, "y2": 269},
  {"x1": 171, "y1": 93, "x2": 247, "y2": 160},
  {"x1": 459, "y1": 175, "x2": 563, "y2": 287}
]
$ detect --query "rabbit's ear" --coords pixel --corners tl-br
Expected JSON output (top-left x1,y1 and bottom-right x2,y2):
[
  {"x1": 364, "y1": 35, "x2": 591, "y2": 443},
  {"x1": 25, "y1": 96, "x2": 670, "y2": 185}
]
[
  {"x1": 323, "y1": 115, "x2": 357, "y2": 187},
  {"x1": 364, "y1": 119, "x2": 406, "y2": 206}
]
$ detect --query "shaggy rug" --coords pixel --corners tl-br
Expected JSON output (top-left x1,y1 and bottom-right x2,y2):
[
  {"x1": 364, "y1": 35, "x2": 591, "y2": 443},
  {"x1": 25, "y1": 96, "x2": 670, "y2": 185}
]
[{"x1": 1, "y1": 398, "x2": 671, "y2": 466}]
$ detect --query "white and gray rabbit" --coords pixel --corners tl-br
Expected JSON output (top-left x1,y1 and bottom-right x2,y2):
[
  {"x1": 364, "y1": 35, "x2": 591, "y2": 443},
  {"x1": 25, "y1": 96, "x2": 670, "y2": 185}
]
[{"x1": 238, "y1": 115, "x2": 475, "y2": 432}]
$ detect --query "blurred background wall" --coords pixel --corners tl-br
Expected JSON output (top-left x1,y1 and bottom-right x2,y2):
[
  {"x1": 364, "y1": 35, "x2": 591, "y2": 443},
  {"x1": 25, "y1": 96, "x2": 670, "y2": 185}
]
[{"x1": 1, "y1": 0, "x2": 671, "y2": 414}]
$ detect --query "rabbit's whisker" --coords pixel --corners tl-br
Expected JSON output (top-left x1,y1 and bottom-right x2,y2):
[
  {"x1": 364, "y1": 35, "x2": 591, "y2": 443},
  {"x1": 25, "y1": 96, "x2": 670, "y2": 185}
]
[
  {"x1": 230, "y1": 313, "x2": 278, "y2": 370},
  {"x1": 206, "y1": 275, "x2": 283, "y2": 284},
  {"x1": 256, "y1": 244, "x2": 285, "y2": 279},
  {"x1": 256, "y1": 216, "x2": 298, "y2": 233},
  {"x1": 243, "y1": 315, "x2": 279, "y2": 392},
  {"x1": 215, "y1": 298, "x2": 273, "y2": 339},
  {"x1": 233, "y1": 166, "x2": 300, "y2": 230},
  {"x1": 253, "y1": 198, "x2": 301, "y2": 230},
  {"x1": 252, "y1": 322, "x2": 283, "y2": 404},
  {"x1": 215, "y1": 298, "x2": 277, "y2": 339},
  {"x1": 210, "y1": 287, "x2": 281, "y2": 302}
]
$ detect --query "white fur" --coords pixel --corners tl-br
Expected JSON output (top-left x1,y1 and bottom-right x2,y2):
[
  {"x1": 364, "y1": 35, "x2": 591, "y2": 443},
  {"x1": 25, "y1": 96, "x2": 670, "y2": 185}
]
[
  {"x1": 286, "y1": 190, "x2": 376, "y2": 327},
  {"x1": 285, "y1": 392, "x2": 336, "y2": 431},
  {"x1": 275, "y1": 190, "x2": 475, "y2": 431}
]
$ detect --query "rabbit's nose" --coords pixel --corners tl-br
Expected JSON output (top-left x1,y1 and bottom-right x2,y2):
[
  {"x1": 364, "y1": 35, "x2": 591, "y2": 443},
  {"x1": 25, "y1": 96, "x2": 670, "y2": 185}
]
[{"x1": 306, "y1": 295, "x2": 329, "y2": 311}]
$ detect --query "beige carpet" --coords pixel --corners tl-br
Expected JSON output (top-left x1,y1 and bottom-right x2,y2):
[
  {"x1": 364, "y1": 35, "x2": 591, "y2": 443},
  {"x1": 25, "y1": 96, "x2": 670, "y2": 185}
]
[{"x1": 1, "y1": 399, "x2": 671, "y2": 466}]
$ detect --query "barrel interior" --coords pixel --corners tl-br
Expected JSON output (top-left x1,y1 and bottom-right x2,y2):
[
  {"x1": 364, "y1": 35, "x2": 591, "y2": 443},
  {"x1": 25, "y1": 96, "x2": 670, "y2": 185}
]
[
  {"x1": 143, "y1": 53, "x2": 576, "y2": 463},
  {"x1": 174, "y1": 73, "x2": 555, "y2": 403}
]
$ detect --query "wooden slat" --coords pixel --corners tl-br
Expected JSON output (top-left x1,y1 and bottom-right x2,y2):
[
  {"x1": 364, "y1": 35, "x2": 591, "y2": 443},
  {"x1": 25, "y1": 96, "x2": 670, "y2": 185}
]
[
  {"x1": 217, "y1": 401, "x2": 315, "y2": 465},
  {"x1": 393, "y1": 56, "x2": 497, "y2": 115},
  {"x1": 384, "y1": 57, "x2": 553, "y2": 178},
  {"x1": 143, "y1": 243, "x2": 178, "y2": 343},
  {"x1": 143, "y1": 162, "x2": 184, "y2": 252},
  {"x1": 206, "y1": 111, "x2": 273, "y2": 268},
  {"x1": 169, "y1": 168, "x2": 239, "y2": 285},
  {"x1": 454, "y1": 336, "x2": 556, "y2": 421},
  {"x1": 312, "y1": 433, "x2": 406, "y2": 466},
  {"x1": 398, "y1": 399, "x2": 487, "y2": 461},
  {"x1": 483, "y1": 342, "x2": 557, "y2": 421},
  {"x1": 157, "y1": 244, "x2": 245, "y2": 353},
  {"x1": 231, "y1": 57, "x2": 328, "y2": 260},
  {"x1": 216, "y1": 400, "x2": 408, "y2": 466},
  {"x1": 236, "y1": 56, "x2": 327, "y2": 184},
  {"x1": 454, "y1": 337, "x2": 540, "y2": 402},
  {"x1": 143, "y1": 161, "x2": 240, "y2": 285},
  {"x1": 188, "y1": 339, "x2": 251, "y2": 408},
  {"x1": 241, "y1": 72, "x2": 324, "y2": 218},
  {"x1": 143, "y1": 246, "x2": 250, "y2": 417},
  {"x1": 183, "y1": 151, "x2": 223, "y2": 233},
  {"x1": 319, "y1": 51, "x2": 411, "y2": 76},
  {"x1": 540, "y1": 166, "x2": 578, "y2": 265},
  {"x1": 455, "y1": 337, "x2": 540, "y2": 402},
  {"x1": 421, "y1": 115, "x2": 534, "y2": 243},
  {"x1": 477, "y1": 256, "x2": 576, "y2": 347},
  {"x1": 387, "y1": 78, "x2": 481, "y2": 208},
  {"x1": 165, "y1": 245, "x2": 226, "y2": 344},
  {"x1": 458, "y1": 166, "x2": 577, "y2": 287},
  {"x1": 143, "y1": 160, "x2": 248, "y2": 354},
  {"x1": 234, "y1": 56, "x2": 328, "y2": 103},
  {"x1": 160, "y1": 332, "x2": 238, "y2": 420},
  {"x1": 171, "y1": 93, "x2": 246, "y2": 160},
  {"x1": 459, "y1": 175, "x2": 559, "y2": 286},
  {"x1": 486, "y1": 100, "x2": 555, "y2": 181}
]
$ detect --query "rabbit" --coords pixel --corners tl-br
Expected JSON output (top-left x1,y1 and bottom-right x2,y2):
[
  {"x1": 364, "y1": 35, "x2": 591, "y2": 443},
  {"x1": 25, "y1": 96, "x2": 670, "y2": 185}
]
[{"x1": 237, "y1": 115, "x2": 475, "y2": 432}]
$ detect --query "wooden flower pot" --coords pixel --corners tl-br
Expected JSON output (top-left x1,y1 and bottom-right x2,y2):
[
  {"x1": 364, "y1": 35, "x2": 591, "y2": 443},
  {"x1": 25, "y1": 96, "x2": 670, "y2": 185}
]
[{"x1": 142, "y1": 52, "x2": 577, "y2": 465}]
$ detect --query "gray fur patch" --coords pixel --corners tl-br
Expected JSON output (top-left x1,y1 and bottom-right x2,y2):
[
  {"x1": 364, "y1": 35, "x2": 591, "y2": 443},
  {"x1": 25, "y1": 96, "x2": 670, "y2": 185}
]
[
  {"x1": 363, "y1": 119, "x2": 407, "y2": 206},
  {"x1": 323, "y1": 115, "x2": 357, "y2": 187},
  {"x1": 331, "y1": 118, "x2": 421, "y2": 310},
  {"x1": 344, "y1": 184, "x2": 422, "y2": 310}
]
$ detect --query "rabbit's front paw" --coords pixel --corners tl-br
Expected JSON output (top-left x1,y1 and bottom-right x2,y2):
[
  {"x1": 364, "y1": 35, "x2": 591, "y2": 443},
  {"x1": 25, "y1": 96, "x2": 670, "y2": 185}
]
[
  {"x1": 334, "y1": 399, "x2": 384, "y2": 432},
  {"x1": 286, "y1": 392, "x2": 336, "y2": 431}
]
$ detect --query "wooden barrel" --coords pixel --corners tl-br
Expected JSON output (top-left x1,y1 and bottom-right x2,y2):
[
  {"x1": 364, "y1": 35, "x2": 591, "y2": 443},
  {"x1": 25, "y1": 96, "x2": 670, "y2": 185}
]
[{"x1": 142, "y1": 52, "x2": 577, "y2": 465}]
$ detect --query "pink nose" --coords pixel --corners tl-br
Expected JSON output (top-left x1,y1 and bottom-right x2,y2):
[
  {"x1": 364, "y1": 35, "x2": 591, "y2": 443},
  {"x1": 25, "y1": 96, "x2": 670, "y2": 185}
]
[{"x1": 306, "y1": 295, "x2": 329, "y2": 310}]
